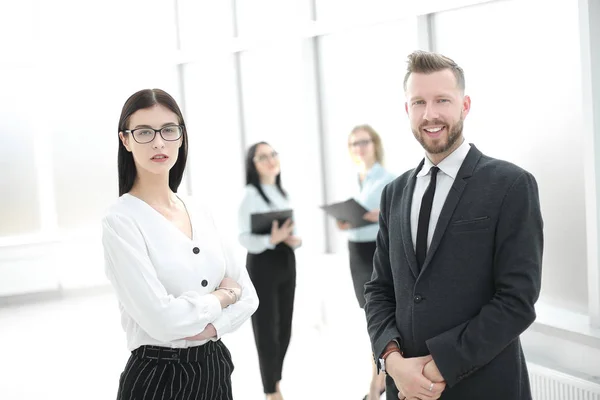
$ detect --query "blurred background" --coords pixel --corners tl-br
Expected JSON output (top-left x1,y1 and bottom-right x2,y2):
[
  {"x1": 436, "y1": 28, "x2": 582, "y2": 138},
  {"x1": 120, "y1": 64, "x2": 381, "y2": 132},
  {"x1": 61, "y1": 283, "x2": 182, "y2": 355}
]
[{"x1": 1, "y1": 0, "x2": 600, "y2": 399}]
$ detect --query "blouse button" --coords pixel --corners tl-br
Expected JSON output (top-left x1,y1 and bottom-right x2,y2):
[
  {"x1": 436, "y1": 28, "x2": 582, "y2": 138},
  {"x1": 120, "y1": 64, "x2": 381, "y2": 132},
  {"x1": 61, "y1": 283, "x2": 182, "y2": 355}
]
[
  {"x1": 201, "y1": 280, "x2": 208, "y2": 287},
  {"x1": 192, "y1": 247, "x2": 200, "y2": 254}
]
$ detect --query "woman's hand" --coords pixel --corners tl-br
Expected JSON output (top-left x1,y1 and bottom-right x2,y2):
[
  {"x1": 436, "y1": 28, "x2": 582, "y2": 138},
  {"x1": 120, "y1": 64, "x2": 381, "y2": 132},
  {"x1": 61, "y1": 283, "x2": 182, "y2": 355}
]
[
  {"x1": 212, "y1": 277, "x2": 242, "y2": 308},
  {"x1": 219, "y1": 277, "x2": 241, "y2": 292},
  {"x1": 336, "y1": 220, "x2": 352, "y2": 230},
  {"x1": 270, "y1": 218, "x2": 294, "y2": 245},
  {"x1": 363, "y1": 209, "x2": 380, "y2": 223},
  {"x1": 219, "y1": 277, "x2": 242, "y2": 303},
  {"x1": 284, "y1": 235, "x2": 302, "y2": 248},
  {"x1": 184, "y1": 323, "x2": 217, "y2": 341}
]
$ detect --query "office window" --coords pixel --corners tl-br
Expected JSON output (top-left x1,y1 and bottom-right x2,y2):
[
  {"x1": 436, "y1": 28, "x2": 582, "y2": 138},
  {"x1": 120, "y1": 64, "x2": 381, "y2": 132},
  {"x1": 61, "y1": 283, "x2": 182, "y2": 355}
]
[
  {"x1": 319, "y1": 19, "x2": 420, "y2": 252},
  {"x1": 235, "y1": 0, "x2": 313, "y2": 37},
  {"x1": 44, "y1": 65, "x2": 180, "y2": 231},
  {"x1": 37, "y1": 0, "x2": 177, "y2": 57},
  {"x1": 433, "y1": 0, "x2": 586, "y2": 312},
  {"x1": 177, "y1": 1, "x2": 235, "y2": 50},
  {"x1": 239, "y1": 40, "x2": 324, "y2": 252},
  {"x1": 0, "y1": 68, "x2": 41, "y2": 237},
  {"x1": 315, "y1": 0, "x2": 403, "y2": 23},
  {"x1": 182, "y1": 56, "x2": 244, "y2": 230}
]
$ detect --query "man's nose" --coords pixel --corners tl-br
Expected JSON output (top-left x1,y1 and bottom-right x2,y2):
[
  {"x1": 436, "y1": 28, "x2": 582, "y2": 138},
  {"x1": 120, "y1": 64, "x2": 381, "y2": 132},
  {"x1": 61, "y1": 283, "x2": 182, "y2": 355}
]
[{"x1": 423, "y1": 104, "x2": 439, "y2": 121}]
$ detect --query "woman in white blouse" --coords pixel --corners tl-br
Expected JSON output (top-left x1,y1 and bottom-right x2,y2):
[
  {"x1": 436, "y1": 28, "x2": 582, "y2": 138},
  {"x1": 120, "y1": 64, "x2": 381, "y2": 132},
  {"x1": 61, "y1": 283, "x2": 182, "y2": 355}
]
[
  {"x1": 102, "y1": 88, "x2": 258, "y2": 400},
  {"x1": 337, "y1": 124, "x2": 395, "y2": 400},
  {"x1": 238, "y1": 142, "x2": 301, "y2": 400}
]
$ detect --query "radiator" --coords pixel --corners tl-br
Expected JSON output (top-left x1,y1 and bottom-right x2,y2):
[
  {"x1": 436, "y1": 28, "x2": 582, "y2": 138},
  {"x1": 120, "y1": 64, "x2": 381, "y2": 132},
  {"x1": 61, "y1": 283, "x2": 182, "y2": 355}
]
[{"x1": 528, "y1": 363, "x2": 600, "y2": 400}]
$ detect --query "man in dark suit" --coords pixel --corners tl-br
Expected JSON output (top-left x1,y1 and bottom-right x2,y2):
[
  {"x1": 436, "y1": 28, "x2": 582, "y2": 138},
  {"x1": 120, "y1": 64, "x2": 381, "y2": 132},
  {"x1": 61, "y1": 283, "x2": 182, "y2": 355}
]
[{"x1": 364, "y1": 50, "x2": 543, "y2": 400}]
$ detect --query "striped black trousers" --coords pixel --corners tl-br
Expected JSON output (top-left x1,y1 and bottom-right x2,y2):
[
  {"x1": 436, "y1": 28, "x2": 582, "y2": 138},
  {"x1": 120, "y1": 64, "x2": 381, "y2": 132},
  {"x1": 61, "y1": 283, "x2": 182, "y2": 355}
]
[{"x1": 117, "y1": 340, "x2": 234, "y2": 400}]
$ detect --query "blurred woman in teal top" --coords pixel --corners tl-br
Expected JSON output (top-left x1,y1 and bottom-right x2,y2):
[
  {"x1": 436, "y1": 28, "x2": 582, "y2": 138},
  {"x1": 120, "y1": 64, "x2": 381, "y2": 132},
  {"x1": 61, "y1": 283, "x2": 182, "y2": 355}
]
[{"x1": 337, "y1": 124, "x2": 395, "y2": 400}]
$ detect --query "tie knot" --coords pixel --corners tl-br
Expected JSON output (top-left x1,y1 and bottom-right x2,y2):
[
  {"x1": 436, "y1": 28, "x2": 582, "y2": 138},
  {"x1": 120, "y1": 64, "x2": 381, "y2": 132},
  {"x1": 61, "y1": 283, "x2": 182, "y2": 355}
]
[{"x1": 430, "y1": 166, "x2": 440, "y2": 177}]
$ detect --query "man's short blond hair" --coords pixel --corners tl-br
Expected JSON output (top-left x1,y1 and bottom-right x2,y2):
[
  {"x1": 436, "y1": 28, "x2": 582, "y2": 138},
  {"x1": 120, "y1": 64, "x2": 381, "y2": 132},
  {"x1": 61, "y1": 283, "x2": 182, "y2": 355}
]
[{"x1": 403, "y1": 50, "x2": 465, "y2": 92}]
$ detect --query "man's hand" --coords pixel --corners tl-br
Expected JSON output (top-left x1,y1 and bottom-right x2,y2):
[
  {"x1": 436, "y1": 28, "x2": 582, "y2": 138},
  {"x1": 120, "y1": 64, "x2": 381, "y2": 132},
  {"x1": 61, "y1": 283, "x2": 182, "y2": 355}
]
[
  {"x1": 423, "y1": 360, "x2": 445, "y2": 383},
  {"x1": 363, "y1": 209, "x2": 380, "y2": 223},
  {"x1": 386, "y1": 353, "x2": 446, "y2": 399}
]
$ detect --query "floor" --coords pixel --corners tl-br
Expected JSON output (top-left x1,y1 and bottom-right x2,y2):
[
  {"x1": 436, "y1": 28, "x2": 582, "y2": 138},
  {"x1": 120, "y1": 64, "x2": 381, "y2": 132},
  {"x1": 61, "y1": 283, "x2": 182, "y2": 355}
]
[{"x1": 0, "y1": 253, "x2": 383, "y2": 400}]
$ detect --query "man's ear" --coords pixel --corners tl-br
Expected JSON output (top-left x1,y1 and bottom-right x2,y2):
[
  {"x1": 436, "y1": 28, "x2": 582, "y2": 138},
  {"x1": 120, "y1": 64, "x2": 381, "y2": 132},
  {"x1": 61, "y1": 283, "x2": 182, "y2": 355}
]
[{"x1": 462, "y1": 95, "x2": 472, "y2": 118}]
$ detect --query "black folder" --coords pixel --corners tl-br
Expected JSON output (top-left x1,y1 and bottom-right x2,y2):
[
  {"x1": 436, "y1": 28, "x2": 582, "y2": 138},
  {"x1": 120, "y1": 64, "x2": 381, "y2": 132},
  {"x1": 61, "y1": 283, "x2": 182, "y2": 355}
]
[
  {"x1": 251, "y1": 209, "x2": 294, "y2": 234},
  {"x1": 320, "y1": 198, "x2": 373, "y2": 228}
]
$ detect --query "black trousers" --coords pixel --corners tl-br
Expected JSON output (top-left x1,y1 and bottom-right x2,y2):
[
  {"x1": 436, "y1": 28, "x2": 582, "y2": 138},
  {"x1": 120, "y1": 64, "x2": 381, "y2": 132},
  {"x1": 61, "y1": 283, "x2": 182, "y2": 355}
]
[
  {"x1": 246, "y1": 243, "x2": 296, "y2": 394},
  {"x1": 116, "y1": 340, "x2": 234, "y2": 400},
  {"x1": 348, "y1": 240, "x2": 377, "y2": 308}
]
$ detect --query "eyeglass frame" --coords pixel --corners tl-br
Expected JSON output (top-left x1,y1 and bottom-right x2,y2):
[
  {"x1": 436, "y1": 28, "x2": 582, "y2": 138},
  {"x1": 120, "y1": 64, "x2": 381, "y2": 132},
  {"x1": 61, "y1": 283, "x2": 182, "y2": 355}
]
[
  {"x1": 349, "y1": 138, "x2": 373, "y2": 148},
  {"x1": 123, "y1": 124, "x2": 185, "y2": 144},
  {"x1": 253, "y1": 151, "x2": 279, "y2": 163}
]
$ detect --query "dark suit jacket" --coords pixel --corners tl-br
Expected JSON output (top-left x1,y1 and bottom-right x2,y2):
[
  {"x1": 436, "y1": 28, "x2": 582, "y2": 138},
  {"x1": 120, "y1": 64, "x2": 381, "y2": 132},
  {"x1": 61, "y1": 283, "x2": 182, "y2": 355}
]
[{"x1": 364, "y1": 144, "x2": 543, "y2": 400}]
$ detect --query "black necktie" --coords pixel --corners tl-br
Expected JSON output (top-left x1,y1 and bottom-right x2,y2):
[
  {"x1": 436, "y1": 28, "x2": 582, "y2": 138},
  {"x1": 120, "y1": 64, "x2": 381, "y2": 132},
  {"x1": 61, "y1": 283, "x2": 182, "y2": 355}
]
[{"x1": 416, "y1": 166, "x2": 439, "y2": 271}]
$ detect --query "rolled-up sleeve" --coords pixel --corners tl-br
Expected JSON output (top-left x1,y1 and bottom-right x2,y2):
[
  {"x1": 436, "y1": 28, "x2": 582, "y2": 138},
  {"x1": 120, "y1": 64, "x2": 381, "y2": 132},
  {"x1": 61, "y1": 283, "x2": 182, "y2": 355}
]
[{"x1": 102, "y1": 213, "x2": 222, "y2": 343}]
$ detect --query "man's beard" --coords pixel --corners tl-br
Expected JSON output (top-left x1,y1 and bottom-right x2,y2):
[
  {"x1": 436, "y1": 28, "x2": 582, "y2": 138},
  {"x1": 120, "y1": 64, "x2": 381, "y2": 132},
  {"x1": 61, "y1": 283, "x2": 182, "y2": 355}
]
[{"x1": 413, "y1": 117, "x2": 463, "y2": 154}]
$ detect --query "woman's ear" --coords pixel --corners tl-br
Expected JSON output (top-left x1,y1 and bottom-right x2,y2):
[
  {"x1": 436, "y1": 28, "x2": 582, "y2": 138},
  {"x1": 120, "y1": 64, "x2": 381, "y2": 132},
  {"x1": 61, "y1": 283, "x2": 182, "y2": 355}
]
[{"x1": 119, "y1": 132, "x2": 132, "y2": 152}]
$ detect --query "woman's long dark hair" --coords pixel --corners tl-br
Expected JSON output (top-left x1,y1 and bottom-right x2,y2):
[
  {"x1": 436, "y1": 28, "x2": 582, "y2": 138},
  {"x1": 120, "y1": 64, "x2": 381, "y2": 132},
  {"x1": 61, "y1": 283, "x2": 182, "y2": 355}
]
[
  {"x1": 245, "y1": 142, "x2": 286, "y2": 204},
  {"x1": 117, "y1": 89, "x2": 188, "y2": 196}
]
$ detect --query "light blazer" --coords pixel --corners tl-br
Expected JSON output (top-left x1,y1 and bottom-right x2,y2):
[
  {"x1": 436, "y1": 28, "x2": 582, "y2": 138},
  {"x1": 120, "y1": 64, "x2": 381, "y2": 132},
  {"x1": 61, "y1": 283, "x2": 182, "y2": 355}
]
[{"x1": 364, "y1": 144, "x2": 543, "y2": 399}]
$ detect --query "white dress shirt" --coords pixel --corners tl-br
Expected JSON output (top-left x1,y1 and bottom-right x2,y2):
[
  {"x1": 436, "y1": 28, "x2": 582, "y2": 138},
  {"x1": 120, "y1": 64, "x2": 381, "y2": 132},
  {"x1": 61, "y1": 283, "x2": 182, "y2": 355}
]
[
  {"x1": 238, "y1": 184, "x2": 300, "y2": 254},
  {"x1": 411, "y1": 140, "x2": 472, "y2": 250},
  {"x1": 102, "y1": 193, "x2": 259, "y2": 351}
]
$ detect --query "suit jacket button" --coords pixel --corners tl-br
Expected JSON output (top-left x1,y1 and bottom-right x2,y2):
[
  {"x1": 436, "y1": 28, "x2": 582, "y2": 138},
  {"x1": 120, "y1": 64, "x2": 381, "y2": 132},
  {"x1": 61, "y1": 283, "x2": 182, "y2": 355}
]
[
  {"x1": 193, "y1": 247, "x2": 200, "y2": 254},
  {"x1": 414, "y1": 295, "x2": 423, "y2": 303}
]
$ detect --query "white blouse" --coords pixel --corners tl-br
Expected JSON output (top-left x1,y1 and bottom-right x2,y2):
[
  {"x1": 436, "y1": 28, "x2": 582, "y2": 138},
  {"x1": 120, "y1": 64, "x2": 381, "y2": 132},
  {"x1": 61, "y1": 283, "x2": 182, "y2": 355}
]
[{"x1": 102, "y1": 193, "x2": 258, "y2": 351}]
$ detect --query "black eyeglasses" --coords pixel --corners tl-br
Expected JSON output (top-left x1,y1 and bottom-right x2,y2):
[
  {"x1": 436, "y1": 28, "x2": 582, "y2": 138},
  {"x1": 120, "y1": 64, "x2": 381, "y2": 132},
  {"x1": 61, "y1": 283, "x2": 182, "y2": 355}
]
[
  {"x1": 124, "y1": 125, "x2": 184, "y2": 144},
  {"x1": 349, "y1": 139, "x2": 372, "y2": 148},
  {"x1": 254, "y1": 151, "x2": 279, "y2": 163}
]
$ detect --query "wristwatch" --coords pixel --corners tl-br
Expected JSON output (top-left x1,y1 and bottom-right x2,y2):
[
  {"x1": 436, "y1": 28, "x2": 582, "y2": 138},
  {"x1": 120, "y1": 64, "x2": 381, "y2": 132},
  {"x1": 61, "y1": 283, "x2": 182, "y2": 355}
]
[{"x1": 379, "y1": 338, "x2": 402, "y2": 374}]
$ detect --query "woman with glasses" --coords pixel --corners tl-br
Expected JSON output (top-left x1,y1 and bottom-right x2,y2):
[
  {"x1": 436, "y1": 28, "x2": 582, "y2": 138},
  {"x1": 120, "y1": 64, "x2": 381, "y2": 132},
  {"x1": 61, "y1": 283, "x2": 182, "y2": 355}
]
[
  {"x1": 238, "y1": 142, "x2": 301, "y2": 400},
  {"x1": 102, "y1": 88, "x2": 258, "y2": 400},
  {"x1": 338, "y1": 124, "x2": 395, "y2": 400}
]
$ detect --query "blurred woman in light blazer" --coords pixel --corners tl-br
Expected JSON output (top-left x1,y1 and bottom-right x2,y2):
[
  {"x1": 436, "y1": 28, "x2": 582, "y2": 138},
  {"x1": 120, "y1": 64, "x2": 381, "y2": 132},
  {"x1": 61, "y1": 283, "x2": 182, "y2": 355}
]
[{"x1": 337, "y1": 124, "x2": 395, "y2": 400}]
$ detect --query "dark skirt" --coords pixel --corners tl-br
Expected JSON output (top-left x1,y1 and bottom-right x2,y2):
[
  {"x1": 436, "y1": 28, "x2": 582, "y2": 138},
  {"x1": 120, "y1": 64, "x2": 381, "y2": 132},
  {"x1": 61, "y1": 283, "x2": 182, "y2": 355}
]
[
  {"x1": 348, "y1": 240, "x2": 377, "y2": 308},
  {"x1": 117, "y1": 340, "x2": 234, "y2": 400}
]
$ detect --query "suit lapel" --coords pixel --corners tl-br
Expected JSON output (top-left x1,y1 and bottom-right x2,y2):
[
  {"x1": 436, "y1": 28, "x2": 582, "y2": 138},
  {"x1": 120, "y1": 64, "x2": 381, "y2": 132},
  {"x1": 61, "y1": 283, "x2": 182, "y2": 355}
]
[
  {"x1": 420, "y1": 145, "x2": 483, "y2": 275},
  {"x1": 401, "y1": 159, "x2": 424, "y2": 279}
]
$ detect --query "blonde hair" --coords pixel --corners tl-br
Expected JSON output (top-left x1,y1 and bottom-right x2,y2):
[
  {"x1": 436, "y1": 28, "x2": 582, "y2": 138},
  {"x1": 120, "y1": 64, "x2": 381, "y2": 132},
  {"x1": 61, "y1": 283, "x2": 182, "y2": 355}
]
[{"x1": 348, "y1": 124, "x2": 385, "y2": 165}]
